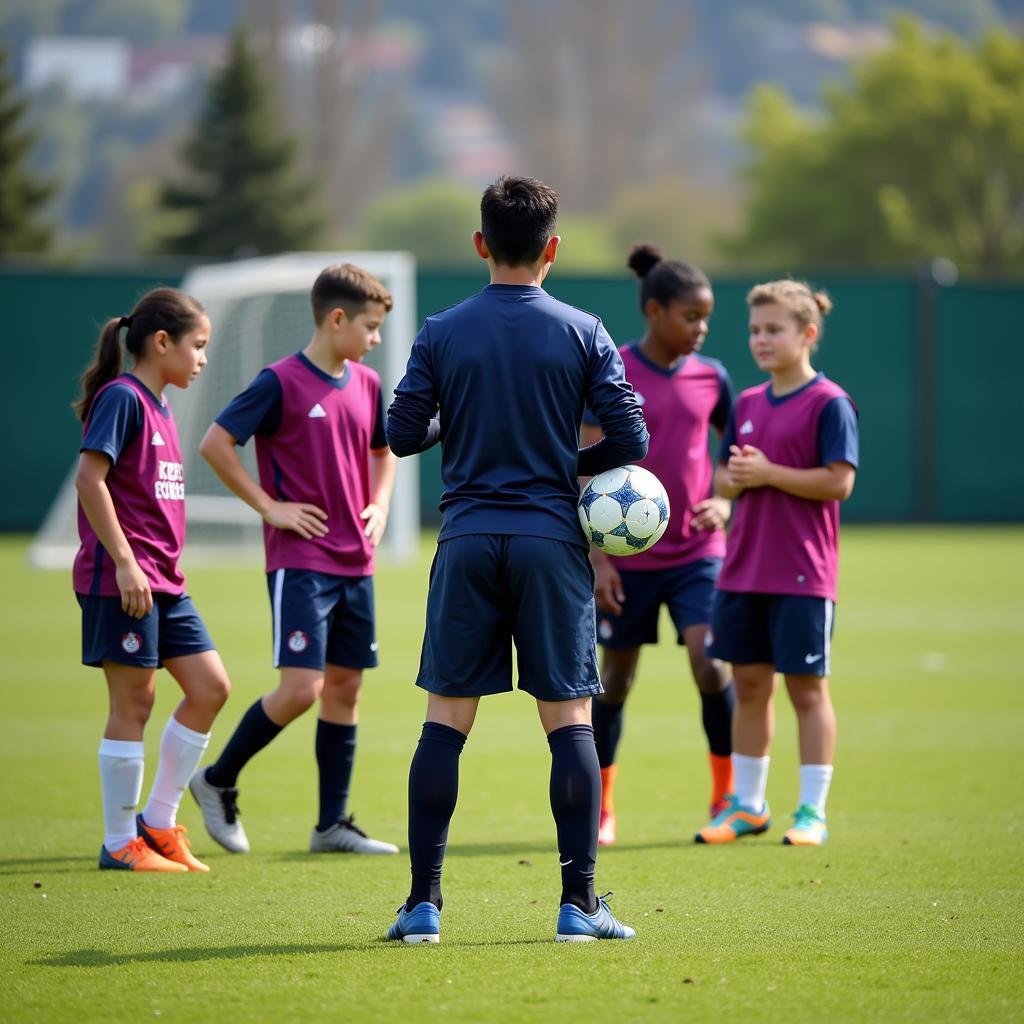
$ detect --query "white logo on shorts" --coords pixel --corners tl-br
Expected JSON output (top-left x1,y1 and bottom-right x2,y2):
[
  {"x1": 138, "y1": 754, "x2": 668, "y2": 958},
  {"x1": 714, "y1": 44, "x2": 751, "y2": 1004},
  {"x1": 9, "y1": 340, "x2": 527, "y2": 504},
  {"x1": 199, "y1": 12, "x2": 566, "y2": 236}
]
[
  {"x1": 370, "y1": 641, "x2": 379, "y2": 652},
  {"x1": 121, "y1": 632, "x2": 141, "y2": 654},
  {"x1": 287, "y1": 630, "x2": 309, "y2": 653},
  {"x1": 598, "y1": 619, "x2": 613, "y2": 641},
  {"x1": 804, "y1": 653, "x2": 822, "y2": 664},
  {"x1": 704, "y1": 628, "x2": 714, "y2": 647}
]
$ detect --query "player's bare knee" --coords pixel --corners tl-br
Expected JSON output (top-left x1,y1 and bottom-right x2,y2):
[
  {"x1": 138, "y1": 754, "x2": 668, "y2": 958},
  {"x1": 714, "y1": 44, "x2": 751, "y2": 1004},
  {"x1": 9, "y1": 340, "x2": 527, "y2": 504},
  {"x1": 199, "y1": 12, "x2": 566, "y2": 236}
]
[
  {"x1": 599, "y1": 669, "x2": 633, "y2": 704},
  {"x1": 692, "y1": 653, "x2": 730, "y2": 695}
]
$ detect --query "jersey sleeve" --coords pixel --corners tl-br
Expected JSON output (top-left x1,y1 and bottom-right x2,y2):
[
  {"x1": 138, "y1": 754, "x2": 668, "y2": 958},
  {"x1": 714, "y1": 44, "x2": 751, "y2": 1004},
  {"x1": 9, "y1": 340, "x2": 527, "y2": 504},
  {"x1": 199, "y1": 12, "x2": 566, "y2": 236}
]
[
  {"x1": 578, "y1": 322, "x2": 649, "y2": 476},
  {"x1": 818, "y1": 397, "x2": 859, "y2": 468},
  {"x1": 387, "y1": 323, "x2": 441, "y2": 456},
  {"x1": 581, "y1": 405, "x2": 601, "y2": 427},
  {"x1": 370, "y1": 388, "x2": 387, "y2": 450},
  {"x1": 710, "y1": 363, "x2": 734, "y2": 434},
  {"x1": 215, "y1": 369, "x2": 283, "y2": 444},
  {"x1": 81, "y1": 384, "x2": 143, "y2": 465},
  {"x1": 717, "y1": 409, "x2": 737, "y2": 465}
]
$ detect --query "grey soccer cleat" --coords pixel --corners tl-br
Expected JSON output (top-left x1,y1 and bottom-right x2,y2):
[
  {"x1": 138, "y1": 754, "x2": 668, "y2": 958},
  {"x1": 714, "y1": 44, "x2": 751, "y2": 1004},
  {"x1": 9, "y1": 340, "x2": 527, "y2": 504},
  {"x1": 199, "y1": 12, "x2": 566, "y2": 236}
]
[
  {"x1": 188, "y1": 767, "x2": 251, "y2": 854},
  {"x1": 309, "y1": 814, "x2": 398, "y2": 855}
]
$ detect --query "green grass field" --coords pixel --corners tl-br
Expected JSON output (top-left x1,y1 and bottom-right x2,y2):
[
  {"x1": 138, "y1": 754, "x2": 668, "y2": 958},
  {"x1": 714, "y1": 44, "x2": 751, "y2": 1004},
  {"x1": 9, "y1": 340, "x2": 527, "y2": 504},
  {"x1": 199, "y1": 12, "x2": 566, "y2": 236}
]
[{"x1": 1, "y1": 528, "x2": 1022, "y2": 1023}]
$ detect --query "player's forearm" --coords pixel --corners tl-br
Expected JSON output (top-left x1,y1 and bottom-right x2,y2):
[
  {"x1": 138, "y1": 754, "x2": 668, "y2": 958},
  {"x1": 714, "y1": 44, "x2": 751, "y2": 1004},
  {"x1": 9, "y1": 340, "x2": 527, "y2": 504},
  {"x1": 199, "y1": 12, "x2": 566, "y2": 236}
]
[
  {"x1": 75, "y1": 471, "x2": 136, "y2": 567},
  {"x1": 386, "y1": 399, "x2": 441, "y2": 457},
  {"x1": 199, "y1": 426, "x2": 276, "y2": 518},
  {"x1": 370, "y1": 449, "x2": 397, "y2": 511},
  {"x1": 765, "y1": 463, "x2": 856, "y2": 501},
  {"x1": 577, "y1": 428, "x2": 649, "y2": 478},
  {"x1": 714, "y1": 465, "x2": 744, "y2": 500}
]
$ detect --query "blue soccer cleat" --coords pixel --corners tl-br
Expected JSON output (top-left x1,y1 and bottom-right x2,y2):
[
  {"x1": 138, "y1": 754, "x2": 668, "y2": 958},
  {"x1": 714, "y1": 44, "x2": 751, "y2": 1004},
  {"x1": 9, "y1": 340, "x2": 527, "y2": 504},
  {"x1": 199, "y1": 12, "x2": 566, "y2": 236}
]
[
  {"x1": 385, "y1": 901, "x2": 440, "y2": 944},
  {"x1": 555, "y1": 893, "x2": 636, "y2": 943}
]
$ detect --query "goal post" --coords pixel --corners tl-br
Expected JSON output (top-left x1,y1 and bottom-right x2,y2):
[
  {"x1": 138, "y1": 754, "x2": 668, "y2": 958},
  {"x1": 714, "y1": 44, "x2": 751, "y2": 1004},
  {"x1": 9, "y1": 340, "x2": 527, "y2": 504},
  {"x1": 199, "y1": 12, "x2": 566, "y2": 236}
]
[{"x1": 30, "y1": 251, "x2": 419, "y2": 568}]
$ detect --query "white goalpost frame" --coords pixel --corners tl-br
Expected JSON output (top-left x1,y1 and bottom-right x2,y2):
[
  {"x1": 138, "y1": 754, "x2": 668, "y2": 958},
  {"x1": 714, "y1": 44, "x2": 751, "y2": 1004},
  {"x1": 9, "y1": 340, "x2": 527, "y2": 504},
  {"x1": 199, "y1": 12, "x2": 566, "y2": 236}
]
[{"x1": 30, "y1": 251, "x2": 419, "y2": 569}]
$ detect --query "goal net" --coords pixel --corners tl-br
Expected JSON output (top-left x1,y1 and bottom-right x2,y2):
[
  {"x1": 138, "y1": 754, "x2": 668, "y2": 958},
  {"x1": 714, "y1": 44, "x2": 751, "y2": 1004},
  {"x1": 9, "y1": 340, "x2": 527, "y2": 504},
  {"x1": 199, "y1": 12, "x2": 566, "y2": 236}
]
[{"x1": 30, "y1": 251, "x2": 419, "y2": 568}]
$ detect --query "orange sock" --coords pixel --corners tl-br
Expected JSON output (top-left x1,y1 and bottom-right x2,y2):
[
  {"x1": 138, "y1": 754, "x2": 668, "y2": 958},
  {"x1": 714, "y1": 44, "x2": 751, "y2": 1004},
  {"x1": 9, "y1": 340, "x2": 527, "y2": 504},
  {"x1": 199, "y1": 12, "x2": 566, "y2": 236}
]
[
  {"x1": 709, "y1": 753, "x2": 734, "y2": 805},
  {"x1": 600, "y1": 764, "x2": 618, "y2": 815}
]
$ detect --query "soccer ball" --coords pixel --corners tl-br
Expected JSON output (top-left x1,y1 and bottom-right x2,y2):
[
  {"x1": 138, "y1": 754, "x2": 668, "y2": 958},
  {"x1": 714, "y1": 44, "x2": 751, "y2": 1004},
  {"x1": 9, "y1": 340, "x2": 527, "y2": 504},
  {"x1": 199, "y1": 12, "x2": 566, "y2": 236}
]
[{"x1": 578, "y1": 465, "x2": 670, "y2": 556}]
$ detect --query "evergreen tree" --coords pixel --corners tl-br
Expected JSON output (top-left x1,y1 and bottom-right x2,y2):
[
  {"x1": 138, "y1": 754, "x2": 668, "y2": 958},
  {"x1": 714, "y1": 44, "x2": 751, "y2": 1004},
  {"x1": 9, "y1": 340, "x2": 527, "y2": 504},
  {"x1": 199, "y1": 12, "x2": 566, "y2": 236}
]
[
  {"x1": 0, "y1": 48, "x2": 54, "y2": 254},
  {"x1": 157, "y1": 29, "x2": 323, "y2": 257}
]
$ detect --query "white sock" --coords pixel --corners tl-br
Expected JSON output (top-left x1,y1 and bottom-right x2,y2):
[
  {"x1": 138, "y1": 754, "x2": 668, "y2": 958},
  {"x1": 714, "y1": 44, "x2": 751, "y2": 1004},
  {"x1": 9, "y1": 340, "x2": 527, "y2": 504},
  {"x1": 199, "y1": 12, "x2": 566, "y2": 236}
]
[
  {"x1": 98, "y1": 738, "x2": 145, "y2": 852},
  {"x1": 799, "y1": 764, "x2": 834, "y2": 816},
  {"x1": 142, "y1": 716, "x2": 211, "y2": 830},
  {"x1": 733, "y1": 753, "x2": 770, "y2": 813}
]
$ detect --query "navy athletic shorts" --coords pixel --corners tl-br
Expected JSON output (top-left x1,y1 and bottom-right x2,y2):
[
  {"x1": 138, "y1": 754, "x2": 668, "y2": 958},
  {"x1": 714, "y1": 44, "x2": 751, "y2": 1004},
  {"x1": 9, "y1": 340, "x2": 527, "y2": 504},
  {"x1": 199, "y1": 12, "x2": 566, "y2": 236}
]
[
  {"x1": 596, "y1": 557, "x2": 721, "y2": 649},
  {"x1": 416, "y1": 534, "x2": 601, "y2": 702},
  {"x1": 78, "y1": 592, "x2": 214, "y2": 669},
  {"x1": 707, "y1": 590, "x2": 836, "y2": 677},
  {"x1": 266, "y1": 569, "x2": 377, "y2": 670}
]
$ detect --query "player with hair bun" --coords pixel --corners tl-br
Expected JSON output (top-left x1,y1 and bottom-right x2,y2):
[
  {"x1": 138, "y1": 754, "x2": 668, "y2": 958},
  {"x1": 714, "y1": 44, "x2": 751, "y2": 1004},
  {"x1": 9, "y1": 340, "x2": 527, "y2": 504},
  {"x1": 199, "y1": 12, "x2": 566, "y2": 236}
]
[
  {"x1": 581, "y1": 242, "x2": 737, "y2": 844},
  {"x1": 698, "y1": 280, "x2": 858, "y2": 847},
  {"x1": 73, "y1": 287, "x2": 231, "y2": 873}
]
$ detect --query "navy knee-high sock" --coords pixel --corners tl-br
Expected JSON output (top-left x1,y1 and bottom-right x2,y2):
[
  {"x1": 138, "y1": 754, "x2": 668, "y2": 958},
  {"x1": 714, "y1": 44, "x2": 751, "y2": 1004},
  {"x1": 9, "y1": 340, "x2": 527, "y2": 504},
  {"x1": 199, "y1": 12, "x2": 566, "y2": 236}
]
[
  {"x1": 205, "y1": 700, "x2": 283, "y2": 788},
  {"x1": 407, "y1": 722, "x2": 466, "y2": 911},
  {"x1": 315, "y1": 721, "x2": 357, "y2": 831},
  {"x1": 548, "y1": 724, "x2": 600, "y2": 914},
  {"x1": 591, "y1": 697, "x2": 625, "y2": 768},
  {"x1": 700, "y1": 683, "x2": 735, "y2": 757}
]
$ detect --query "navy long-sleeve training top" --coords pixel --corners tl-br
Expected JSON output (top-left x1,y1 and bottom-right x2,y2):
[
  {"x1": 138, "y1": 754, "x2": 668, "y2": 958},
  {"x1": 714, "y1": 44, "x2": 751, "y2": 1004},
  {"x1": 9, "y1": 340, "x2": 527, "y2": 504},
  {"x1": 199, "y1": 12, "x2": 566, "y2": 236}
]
[{"x1": 387, "y1": 283, "x2": 649, "y2": 548}]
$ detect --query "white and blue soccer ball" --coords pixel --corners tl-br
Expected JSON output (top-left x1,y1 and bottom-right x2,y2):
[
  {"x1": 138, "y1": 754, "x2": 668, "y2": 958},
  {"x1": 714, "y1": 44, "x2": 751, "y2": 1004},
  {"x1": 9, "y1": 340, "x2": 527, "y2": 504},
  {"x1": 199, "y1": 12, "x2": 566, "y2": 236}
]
[{"x1": 578, "y1": 465, "x2": 670, "y2": 556}]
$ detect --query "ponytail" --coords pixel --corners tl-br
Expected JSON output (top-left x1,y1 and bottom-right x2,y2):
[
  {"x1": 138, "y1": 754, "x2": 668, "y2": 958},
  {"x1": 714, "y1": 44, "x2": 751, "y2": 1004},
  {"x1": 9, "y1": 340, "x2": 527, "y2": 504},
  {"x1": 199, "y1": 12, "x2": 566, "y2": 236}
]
[
  {"x1": 74, "y1": 287, "x2": 206, "y2": 421},
  {"x1": 627, "y1": 241, "x2": 710, "y2": 312},
  {"x1": 74, "y1": 320, "x2": 125, "y2": 421}
]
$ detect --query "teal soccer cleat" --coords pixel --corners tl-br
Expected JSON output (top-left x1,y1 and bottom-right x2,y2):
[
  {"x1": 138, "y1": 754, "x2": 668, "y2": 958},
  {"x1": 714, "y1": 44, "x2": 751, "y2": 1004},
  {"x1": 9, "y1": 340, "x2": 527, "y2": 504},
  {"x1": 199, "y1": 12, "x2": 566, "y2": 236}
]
[
  {"x1": 385, "y1": 901, "x2": 440, "y2": 944},
  {"x1": 555, "y1": 893, "x2": 636, "y2": 943}
]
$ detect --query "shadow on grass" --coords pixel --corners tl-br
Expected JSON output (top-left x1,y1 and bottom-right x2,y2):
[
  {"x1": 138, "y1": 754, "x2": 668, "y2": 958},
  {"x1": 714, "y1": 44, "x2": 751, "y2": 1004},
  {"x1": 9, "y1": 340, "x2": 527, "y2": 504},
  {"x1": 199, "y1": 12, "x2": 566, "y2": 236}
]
[
  {"x1": 0, "y1": 855, "x2": 97, "y2": 876},
  {"x1": 29, "y1": 942, "x2": 368, "y2": 967},
  {"x1": 32, "y1": 936, "x2": 555, "y2": 966},
  {"x1": 272, "y1": 838, "x2": 687, "y2": 863}
]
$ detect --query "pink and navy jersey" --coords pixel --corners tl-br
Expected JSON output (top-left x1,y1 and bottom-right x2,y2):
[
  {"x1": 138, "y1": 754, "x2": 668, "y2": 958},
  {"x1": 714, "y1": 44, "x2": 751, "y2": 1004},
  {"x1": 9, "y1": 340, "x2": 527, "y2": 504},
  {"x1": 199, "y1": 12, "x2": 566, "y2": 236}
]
[
  {"x1": 73, "y1": 375, "x2": 187, "y2": 596},
  {"x1": 585, "y1": 346, "x2": 732, "y2": 570},
  {"x1": 716, "y1": 373, "x2": 859, "y2": 601},
  {"x1": 216, "y1": 352, "x2": 386, "y2": 577}
]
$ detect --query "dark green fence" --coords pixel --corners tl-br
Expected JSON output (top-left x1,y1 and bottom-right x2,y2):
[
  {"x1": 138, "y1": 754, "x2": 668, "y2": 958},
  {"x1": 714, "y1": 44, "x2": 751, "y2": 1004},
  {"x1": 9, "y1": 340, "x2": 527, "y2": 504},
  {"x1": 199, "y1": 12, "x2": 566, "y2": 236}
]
[{"x1": 1, "y1": 265, "x2": 1021, "y2": 531}]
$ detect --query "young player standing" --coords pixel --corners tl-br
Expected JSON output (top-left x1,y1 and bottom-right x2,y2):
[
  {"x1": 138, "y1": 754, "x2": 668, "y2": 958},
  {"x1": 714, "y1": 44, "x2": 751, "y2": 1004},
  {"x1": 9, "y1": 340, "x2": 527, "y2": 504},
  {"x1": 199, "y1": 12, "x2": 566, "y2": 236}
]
[
  {"x1": 384, "y1": 176, "x2": 648, "y2": 944},
  {"x1": 190, "y1": 264, "x2": 399, "y2": 856},
  {"x1": 74, "y1": 288, "x2": 231, "y2": 873},
  {"x1": 581, "y1": 243, "x2": 735, "y2": 845},
  {"x1": 698, "y1": 280, "x2": 858, "y2": 847}
]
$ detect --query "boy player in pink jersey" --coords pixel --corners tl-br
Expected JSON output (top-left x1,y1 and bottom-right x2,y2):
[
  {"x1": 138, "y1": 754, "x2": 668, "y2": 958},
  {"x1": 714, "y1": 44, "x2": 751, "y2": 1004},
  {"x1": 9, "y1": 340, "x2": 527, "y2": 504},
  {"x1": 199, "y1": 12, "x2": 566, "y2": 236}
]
[
  {"x1": 74, "y1": 287, "x2": 231, "y2": 873},
  {"x1": 698, "y1": 280, "x2": 858, "y2": 847},
  {"x1": 581, "y1": 244, "x2": 736, "y2": 844},
  {"x1": 191, "y1": 263, "x2": 399, "y2": 856}
]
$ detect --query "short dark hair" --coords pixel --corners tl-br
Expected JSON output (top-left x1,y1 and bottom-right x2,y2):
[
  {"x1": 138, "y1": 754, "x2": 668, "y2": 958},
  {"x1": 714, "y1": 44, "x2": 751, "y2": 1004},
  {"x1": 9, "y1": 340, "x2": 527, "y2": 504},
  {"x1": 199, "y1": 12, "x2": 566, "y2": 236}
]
[
  {"x1": 480, "y1": 175, "x2": 558, "y2": 267},
  {"x1": 311, "y1": 263, "x2": 393, "y2": 325},
  {"x1": 627, "y1": 242, "x2": 710, "y2": 311}
]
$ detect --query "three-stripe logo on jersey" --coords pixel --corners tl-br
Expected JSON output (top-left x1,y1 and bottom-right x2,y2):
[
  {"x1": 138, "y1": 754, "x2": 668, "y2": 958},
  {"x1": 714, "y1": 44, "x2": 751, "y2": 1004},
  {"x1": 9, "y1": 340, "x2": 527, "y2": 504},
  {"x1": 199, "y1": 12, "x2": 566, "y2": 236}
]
[
  {"x1": 739, "y1": 419, "x2": 754, "y2": 435},
  {"x1": 308, "y1": 404, "x2": 326, "y2": 418},
  {"x1": 151, "y1": 431, "x2": 165, "y2": 446}
]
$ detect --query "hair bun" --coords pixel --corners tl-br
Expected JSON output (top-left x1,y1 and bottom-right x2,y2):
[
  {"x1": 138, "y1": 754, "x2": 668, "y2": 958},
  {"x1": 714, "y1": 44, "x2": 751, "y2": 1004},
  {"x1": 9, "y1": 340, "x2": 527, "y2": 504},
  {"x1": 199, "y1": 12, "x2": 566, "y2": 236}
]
[
  {"x1": 812, "y1": 290, "x2": 833, "y2": 317},
  {"x1": 627, "y1": 242, "x2": 664, "y2": 279}
]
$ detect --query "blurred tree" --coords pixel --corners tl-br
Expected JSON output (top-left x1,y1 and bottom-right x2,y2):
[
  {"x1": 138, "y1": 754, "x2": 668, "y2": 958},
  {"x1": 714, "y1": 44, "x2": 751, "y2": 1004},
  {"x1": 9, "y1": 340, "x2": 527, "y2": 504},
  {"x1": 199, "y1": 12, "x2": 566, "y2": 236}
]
[
  {"x1": 156, "y1": 29, "x2": 324, "y2": 258},
  {"x1": 493, "y1": 0, "x2": 694, "y2": 212},
  {"x1": 357, "y1": 179, "x2": 480, "y2": 266},
  {"x1": 726, "y1": 18, "x2": 1024, "y2": 271},
  {"x1": 0, "y1": 48, "x2": 54, "y2": 254}
]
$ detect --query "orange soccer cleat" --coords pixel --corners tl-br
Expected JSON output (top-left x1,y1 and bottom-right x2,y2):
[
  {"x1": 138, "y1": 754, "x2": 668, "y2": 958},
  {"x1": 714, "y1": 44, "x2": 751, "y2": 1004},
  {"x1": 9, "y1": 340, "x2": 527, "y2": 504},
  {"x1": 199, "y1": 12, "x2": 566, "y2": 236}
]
[
  {"x1": 136, "y1": 816, "x2": 210, "y2": 872},
  {"x1": 98, "y1": 835, "x2": 188, "y2": 872},
  {"x1": 694, "y1": 795, "x2": 771, "y2": 845}
]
